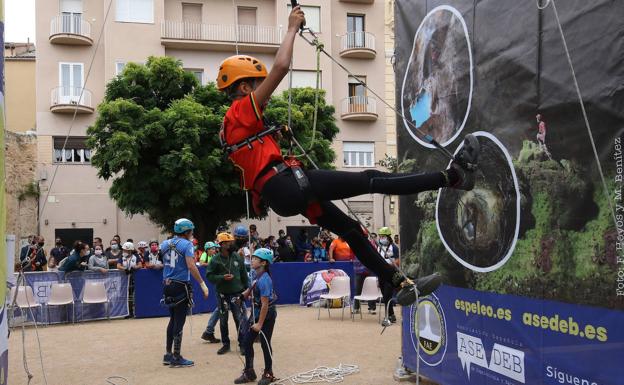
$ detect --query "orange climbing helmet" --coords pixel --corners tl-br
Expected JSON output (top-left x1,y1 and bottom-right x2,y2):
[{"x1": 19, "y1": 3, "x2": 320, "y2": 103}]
[{"x1": 216, "y1": 55, "x2": 268, "y2": 91}]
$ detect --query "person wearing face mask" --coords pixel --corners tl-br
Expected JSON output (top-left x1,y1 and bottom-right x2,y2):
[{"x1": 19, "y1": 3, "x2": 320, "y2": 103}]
[
  {"x1": 116, "y1": 242, "x2": 139, "y2": 272},
  {"x1": 59, "y1": 241, "x2": 89, "y2": 273},
  {"x1": 234, "y1": 225, "x2": 253, "y2": 271},
  {"x1": 276, "y1": 231, "x2": 295, "y2": 262},
  {"x1": 117, "y1": 242, "x2": 141, "y2": 318},
  {"x1": 29, "y1": 236, "x2": 48, "y2": 272},
  {"x1": 105, "y1": 239, "x2": 122, "y2": 267},
  {"x1": 377, "y1": 227, "x2": 400, "y2": 325},
  {"x1": 88, "y1": 245, "x2": 109, "y2": 273},
  {"x1": 146, "y1": 240, "x2": 164, "y2": 269},
  {"x1": 206, "y1": 232, "x2": 249, "y2": 355},
  {"x1": 49, "y1": 238, "x2": 69, "y2": 271}
]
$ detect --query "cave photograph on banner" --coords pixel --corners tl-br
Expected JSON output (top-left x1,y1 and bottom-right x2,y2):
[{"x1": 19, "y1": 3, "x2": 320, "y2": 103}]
[{"x1": 395, "y1": 1, "x2": 624, "y2": 385}]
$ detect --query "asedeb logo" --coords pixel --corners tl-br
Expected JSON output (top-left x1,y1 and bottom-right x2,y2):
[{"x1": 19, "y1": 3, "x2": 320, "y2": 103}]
[{"x1": 457, "y1": 331, "x2": 525, "y2": 383}]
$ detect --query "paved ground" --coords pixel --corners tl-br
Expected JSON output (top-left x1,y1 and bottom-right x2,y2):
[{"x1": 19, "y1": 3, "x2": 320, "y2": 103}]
[{"x1": 9, "y1": 305, "x2": 404, "y2": 385}]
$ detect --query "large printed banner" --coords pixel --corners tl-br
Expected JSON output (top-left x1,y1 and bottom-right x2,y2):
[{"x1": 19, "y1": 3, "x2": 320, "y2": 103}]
[
  {"x1": 395, "y1": 0, "x2": 624, "y2": 383},
  {"x1": 12, "y1": 271, "x2": 129, "y2": 323},
  {"x1": 402, "y1": 286, "x2": 623, "y2": 385}
]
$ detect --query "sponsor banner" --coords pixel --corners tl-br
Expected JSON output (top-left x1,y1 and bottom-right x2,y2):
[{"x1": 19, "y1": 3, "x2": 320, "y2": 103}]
[
  {"x1": 402, "y1": 285, "x2": 624, "y2": 385},
  {"x1": 11, "y1": 271, "x2": 129, "y2": 323}
]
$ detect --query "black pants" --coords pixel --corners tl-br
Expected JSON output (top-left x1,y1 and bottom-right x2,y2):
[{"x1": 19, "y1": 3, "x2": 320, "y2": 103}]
[
  {"x1": 242, "y1": 307, "x2": 277, "y2": 372},
  {"x1": 218, "y1": 292, "x2": 245, "y2": 348},
  {"x1": 382, "y1": 281, "x2": 395, "y2": 317},
  {"x1": 164, "y1": 280, "x2": 191, "y2": 357},
  {"x1": 262, "y1": 169, "x2": 446, "y2": 285}
]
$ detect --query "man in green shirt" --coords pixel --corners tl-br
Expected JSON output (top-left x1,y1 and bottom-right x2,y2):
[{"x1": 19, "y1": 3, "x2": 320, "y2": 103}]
[{"x1": 206, "y1": 232, "x2": 249, "y2": 355}]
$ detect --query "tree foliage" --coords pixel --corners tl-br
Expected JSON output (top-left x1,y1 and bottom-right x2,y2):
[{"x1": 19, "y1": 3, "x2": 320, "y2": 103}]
[{"x1": 88, "y1": 56, "x2": 338, "y2": 240}]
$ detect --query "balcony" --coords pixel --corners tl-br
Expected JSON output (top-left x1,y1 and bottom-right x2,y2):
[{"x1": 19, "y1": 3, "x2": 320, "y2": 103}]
[
  {"x1": 50, "y1": 87, "x2": 94, "y2": 114},
  {"x1": 161, "y1": 21, "x2": 282, "y2": 53},
  {"x1": 49, "y1": 15, "x2": 92, "y2": 45},
  {"x1": 339, "y1": 32, "x2": 376, "y2": 59},
  {"x1": 341, "y1": 96, "x2": 377, "y2": 121}
]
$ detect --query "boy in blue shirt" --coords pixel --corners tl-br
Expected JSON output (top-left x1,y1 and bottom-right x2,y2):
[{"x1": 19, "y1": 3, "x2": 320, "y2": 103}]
[{"x1": 160, "y1": 218, "x2": 209, "y2": 368}]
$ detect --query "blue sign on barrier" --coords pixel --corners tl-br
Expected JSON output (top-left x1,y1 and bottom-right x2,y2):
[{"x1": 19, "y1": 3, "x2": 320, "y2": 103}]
[
  {"x1": 133, "y1": 262, "x2": 355, "y2": 318},
  {"x1": 402, "y1": 286, "x2": 624, "y2": 385},
  {"x1": 13, "y1": 271, "x2": 130, "y2": 323}
]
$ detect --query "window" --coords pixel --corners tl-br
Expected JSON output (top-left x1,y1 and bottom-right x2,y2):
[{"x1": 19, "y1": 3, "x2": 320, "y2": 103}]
[
  {"x1": 347, "y1": 14, "x2": 365, "y2": 47},
  {"x1": 291, "y1": 70, "x2": 321, "y2": 89},
  {"x1": 116, "y1": 0, "x2": 153, "y2": 23},
  {"x1": 287, "y1": 5, "x2": 320, "y2": 32},
  {"x1": 59, "y1": 62, "x2": 84, "y2": 104},
  {"x1": 53, "y1": 137, "x2": 91, "y2": 164},
  {"x1": 343, "y1": 142, "x2": 374, "y2": 167},
  {"x1": 186, "y1": 68, "x2": 204, "y2": 85},
  {"x1": 60, "y1": 0, "x2": 83, "y2": 34},
  {"x1": 237, "y1": 7, "x2": 257, "y2": 26},
  {"x1": 182, "y1": 3, "x2": 202, "y2": 23},
  {"x1": 348, "y1": 75, "x2": 366, "y2": 98},
  {"x1": 115, "y1": 62, "x2": 126, "y2": 75}
]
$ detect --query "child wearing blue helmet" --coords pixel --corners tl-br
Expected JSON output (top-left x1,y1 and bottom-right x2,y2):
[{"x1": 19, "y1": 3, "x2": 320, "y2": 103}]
[{"x1": 235, "y1": 248, "x2": 278, "y2": 384}]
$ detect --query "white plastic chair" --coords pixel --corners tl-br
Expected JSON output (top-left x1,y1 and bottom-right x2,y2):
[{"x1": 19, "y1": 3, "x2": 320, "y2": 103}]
[
  {"x1": 80, "y1": 281, "x2": 109, "y2": 321},
  {"x1": 318, "y1": 276, "x2": 351, "y2": 321},
  {"x1": 351, "y1": 276, "x2": 383, "y2": 323},
  {"x1": 9, "y1": 285, "x2": 42, "y2": 326},
  {"x1": 47, "y1": 283, "x2": 75, "y2": 324}
]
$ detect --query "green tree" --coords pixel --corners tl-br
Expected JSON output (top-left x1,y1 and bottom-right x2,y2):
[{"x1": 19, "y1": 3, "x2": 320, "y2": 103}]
[{"x1": 87, "y1": 56, "x2": 338, "y2": 241}]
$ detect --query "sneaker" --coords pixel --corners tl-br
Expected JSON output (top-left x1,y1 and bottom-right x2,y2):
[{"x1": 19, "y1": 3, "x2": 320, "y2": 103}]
[
  {"x1": 448, "y1": 134, "x2": 480, "y2": 190},
  {"x1": 389, "y1": 314, "x2": 397, "y2": 323},
  {"x1": 217, "y1": 344, "x2": 231, "y2": 355},
  {"x1": 234, "y1": 368, "x2": 257, "y2": 384},
  {"x1": 352, "y1": 308, "x2": 361, "y2": 315},
  {"x1": 169, "y1": 356, "x2": 194, "y2": 368},
  {"x1": 162, "y1": 353, "x2": 173, "y2": 366},
  {"x1": 368, "y1": 309, "x2": 376, "y2": 315},
  {"x1": 396, "y1": 273, "x2": 443, "y2": 306},
  {"x1": 201, "y1": 331, "x2": 221, "y2": 343},
  {"x1": 257, "y1": 370, "x2": 277, "y2": 385}
]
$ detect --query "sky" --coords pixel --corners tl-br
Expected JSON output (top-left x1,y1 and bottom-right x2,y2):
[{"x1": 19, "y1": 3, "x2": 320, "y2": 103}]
[{"x1": 5, "y1": 0, "x2": 36, "y2": 43}]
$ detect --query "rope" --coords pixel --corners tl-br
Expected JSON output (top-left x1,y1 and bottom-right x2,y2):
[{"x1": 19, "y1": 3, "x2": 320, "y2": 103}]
[
  {"x1": 295, "y1": 28, "x2": 455, "y2": 160},
  {"x1": 539, "y1": 0, "x2": 618, "y2": 229},
  {"x1": 11, "y1": 272, "x2": 49, "y2": 385},
  {"x1": 39, "y1": 0, "x2": 114, "y2": 218},
  {"x1": 309, "y1": 40, "x2": 323, "y2": 150},
  {"x1": 105, "y1": 376, "x2": 129, "y2": 385},
  {"x1": 232, "y1": 0, "x2": 240, "y2": 55}
]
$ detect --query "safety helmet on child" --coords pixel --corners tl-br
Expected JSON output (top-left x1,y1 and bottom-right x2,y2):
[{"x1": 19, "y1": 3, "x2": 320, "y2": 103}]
[
  {"x1": 252, "y1": 248, "x2": 273, "y2": 264},
  {"x1": 216, "y1": 55, "x2": 268, "y2": 91},
  {"x1": 137, "y1": 241, "x2": 148, "y2": 249},
  {"x1": 174, "y1": 218, "x2": 195, "y2": 234},
  {"x1": 204, "y1": 241, "x2": 218, "y2": 250},
  {"x1": 122, "y1": 242, "x2": 134, "y2": 251},
  {"x1": 378, "y1": 227, "x2": 392, "y2": 236},
  {"x1": 233, "y1": 225, "x2": 249, "y2": 238},
  {"x1": 216, "y1": 232, "x2": 235, "y2": 243}
]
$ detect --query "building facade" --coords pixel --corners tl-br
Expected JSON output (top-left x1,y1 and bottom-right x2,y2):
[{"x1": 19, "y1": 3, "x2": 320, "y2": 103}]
[{"x1": 35, "y1": 0, "x2": 395, "y2": 245}]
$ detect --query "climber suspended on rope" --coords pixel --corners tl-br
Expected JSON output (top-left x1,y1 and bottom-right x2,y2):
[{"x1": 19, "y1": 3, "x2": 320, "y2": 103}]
[{"x1": 216, "y1": 5, "x2": 481, "y2": 306}]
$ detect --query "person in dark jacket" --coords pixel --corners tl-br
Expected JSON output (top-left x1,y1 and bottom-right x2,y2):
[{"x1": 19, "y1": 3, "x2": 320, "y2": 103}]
[{"x1": 206, "y1": 232, "x2": 249, "y2": 355}]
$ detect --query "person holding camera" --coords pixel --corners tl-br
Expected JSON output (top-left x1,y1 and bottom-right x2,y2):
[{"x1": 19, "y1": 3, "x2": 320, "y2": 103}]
[
  {"x1": 19, "y1": 236, "x2": 47, "y2": 272},
  {"x1": 206, "y1": 232, "x2": 249, "y2": 355}
]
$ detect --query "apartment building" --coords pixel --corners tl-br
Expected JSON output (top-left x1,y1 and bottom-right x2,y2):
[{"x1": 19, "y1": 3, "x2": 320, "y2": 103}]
[{"x1": 36, "y1": 0, "x2": 395, "y2": 245}]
